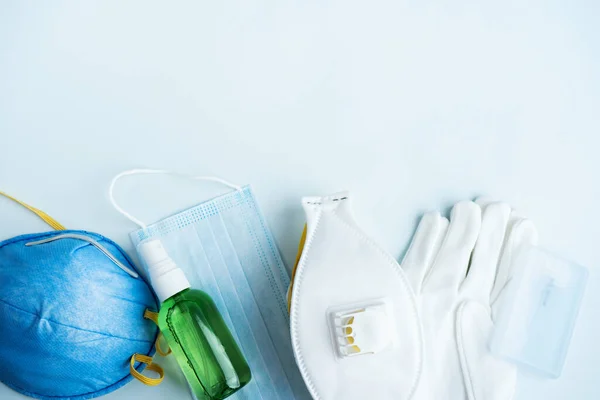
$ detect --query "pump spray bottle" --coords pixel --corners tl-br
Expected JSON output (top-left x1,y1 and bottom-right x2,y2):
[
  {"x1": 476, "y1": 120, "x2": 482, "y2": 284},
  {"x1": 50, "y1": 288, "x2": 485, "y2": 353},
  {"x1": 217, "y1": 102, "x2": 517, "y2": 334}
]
[{"x1": 138, "y1": 239, "x2": 251, "y2": 400}]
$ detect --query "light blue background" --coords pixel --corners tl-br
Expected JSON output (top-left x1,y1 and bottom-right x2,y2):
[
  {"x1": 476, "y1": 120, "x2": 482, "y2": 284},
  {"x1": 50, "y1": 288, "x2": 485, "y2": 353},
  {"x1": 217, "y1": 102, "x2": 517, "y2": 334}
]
[{"x1": 1, "y1": 1, "x2": 598, "y2": 399}]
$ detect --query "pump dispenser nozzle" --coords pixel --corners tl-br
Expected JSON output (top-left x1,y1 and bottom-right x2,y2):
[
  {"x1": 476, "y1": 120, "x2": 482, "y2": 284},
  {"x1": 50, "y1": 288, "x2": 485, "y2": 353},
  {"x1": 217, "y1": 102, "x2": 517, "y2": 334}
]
[{"x1": 138, "y1": 239, "x2": 190, "y2": 303}]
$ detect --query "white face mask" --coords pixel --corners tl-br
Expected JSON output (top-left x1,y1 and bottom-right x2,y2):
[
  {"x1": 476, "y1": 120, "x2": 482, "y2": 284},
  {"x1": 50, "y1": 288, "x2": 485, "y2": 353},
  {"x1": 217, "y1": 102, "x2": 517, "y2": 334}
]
[{"x1": 289, "y1": 192, "x2": 423, "y2": 400}]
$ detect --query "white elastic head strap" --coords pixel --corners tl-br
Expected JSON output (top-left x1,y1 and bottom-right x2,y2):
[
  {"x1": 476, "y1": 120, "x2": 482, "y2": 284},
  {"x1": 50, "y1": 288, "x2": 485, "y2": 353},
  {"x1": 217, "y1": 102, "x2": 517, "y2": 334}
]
[{"x1": 108, "y1": 169, "x2": 243, "y2": 228}]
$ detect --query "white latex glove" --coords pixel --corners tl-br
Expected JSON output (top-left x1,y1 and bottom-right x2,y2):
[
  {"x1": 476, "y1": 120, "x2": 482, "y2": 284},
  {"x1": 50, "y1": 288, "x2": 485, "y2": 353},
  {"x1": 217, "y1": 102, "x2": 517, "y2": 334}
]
[{"x1": 401, "y1": 200, "x2": 538, "y2": 400}]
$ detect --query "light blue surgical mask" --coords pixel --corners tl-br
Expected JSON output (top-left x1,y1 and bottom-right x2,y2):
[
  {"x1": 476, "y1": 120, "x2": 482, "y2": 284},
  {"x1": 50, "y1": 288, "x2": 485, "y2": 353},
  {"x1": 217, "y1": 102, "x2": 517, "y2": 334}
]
[
  {"x1": 109, "y1": 169, "x2": 311, "y2": 400},
  {"x1": 0, "y1": 192, "x2": 161, "y2": 400}
]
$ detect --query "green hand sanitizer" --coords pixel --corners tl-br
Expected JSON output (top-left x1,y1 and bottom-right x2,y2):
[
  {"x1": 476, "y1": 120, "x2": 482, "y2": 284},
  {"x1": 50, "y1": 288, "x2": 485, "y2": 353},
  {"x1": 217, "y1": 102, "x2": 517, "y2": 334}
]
[{"x1": 139, "y1": 240, "x2": 251, "y2": 400}]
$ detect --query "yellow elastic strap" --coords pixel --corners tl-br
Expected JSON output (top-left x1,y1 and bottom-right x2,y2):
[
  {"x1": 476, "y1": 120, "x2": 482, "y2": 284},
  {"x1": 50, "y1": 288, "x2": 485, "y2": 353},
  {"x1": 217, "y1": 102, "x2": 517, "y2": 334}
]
[
  {"x1": 0, "y1": 191, "x2": 66, "y2": 230},
  {"x1": 154, "y1": 333, "x2": 171, "y2": 357},
  {"x1": 287, "y1": 224, "x2": 307, "y2": 312},
  {"x1": 143, "y1": 309, "x2": 171, "y2": 356},
  {"x1": 129, "y1": 353, "x2": 164, "y2": 386},
  {"x1": 144, "y1": 309, "x2": 159, "y2": 324}
]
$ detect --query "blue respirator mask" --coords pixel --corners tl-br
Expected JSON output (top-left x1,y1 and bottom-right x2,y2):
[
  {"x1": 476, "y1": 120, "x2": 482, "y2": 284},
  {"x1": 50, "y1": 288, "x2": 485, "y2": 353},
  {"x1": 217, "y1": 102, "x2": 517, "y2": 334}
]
[{"x1": 0, "y1": 192, "x2": 162, "y2": 400}]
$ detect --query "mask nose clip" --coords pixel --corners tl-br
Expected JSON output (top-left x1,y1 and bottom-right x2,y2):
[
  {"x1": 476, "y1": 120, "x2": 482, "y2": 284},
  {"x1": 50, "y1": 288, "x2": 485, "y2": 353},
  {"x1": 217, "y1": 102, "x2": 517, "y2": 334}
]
[
  {"x1": 329, "y1": 302, "x2": 393, "y2": 358},
  {"x1": 26, "y1": 234, "x2": 139, "y2": 278}
]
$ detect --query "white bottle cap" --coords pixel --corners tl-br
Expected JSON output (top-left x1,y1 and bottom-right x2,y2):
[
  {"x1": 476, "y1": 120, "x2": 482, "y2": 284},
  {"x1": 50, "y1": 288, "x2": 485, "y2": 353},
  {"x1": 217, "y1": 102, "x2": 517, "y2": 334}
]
[{"x1": 138, "y1": 239, "x2": 191, "y2": 303}]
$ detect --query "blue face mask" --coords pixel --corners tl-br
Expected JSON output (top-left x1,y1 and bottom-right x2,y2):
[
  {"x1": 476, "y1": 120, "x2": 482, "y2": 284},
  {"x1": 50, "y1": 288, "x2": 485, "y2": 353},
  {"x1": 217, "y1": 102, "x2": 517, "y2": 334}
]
[
  {"x1": 0, "y1": 192, "x2": 161, "y2": 400},
  {"x1": 110, "y1": 170, "x2": 311, "y2": 400}
]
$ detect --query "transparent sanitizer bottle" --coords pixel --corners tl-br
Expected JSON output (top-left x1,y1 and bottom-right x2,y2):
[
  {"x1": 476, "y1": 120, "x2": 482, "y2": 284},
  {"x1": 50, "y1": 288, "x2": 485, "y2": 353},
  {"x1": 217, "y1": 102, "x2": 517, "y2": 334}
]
[{"x1": 138, "y1": 240, "x2": 251, "y2": 400}]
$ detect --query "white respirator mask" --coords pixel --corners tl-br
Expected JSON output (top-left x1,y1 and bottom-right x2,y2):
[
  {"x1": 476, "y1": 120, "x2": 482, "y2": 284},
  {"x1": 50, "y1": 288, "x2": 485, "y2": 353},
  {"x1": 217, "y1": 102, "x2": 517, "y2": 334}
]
[{"x1": 288, "y1": 192, "x2": 423, "y2": 400}]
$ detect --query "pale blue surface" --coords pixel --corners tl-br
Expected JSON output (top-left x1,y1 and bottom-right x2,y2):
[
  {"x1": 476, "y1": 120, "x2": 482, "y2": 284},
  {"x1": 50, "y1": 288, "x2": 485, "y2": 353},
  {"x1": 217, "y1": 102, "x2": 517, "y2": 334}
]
[{"x1": 1, "y1": 2, "x2": 599, "y2": 399}]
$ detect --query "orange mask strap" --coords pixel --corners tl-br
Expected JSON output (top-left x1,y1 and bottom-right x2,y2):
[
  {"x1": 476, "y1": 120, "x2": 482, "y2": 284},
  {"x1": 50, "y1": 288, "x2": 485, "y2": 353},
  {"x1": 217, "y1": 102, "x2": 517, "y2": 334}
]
[
  {"x1": 129, "y1": 310, "x2": 170, "y2": 386},
  {"x1": 287, "y1": 224, "x2": 307, "y2": 312},
  {"x1": 144, "y1": 309, "x2": 172, "y2": 356},
  {"x1": 0, "y1": 191, "x2": 66, "y2": 230},
  {"x1": 129, "y1": 354, "x2": 164, "y2": 386}
]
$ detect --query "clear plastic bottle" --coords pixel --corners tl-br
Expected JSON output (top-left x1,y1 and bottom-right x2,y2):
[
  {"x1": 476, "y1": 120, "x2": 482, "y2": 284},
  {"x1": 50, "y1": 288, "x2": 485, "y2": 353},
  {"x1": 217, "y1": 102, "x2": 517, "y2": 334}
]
[{"x1": 138, "y1": 240, "x2": 251, "y2": 400}]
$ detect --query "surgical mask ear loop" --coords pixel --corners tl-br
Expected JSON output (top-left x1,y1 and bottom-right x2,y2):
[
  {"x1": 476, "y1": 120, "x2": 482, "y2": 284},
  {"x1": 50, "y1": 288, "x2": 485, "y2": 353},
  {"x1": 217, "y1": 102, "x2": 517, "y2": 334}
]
[{"x1": 108, "y1": 169, "x2": 244, "y2": 228}]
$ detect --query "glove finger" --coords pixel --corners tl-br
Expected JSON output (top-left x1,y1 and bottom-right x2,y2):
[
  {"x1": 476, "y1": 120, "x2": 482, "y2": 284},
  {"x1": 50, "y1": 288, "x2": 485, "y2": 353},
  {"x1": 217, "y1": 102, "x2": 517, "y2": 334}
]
[
  {"x1": 423, "y1": 201, "x2": 481, "y2": 292},
  {"x1": 401, "y1": 212, "x2": 449, "y2": 294},
  {"x1": 474, "y1": 196, "x2": 494, "y2": 208},
  {"x1": 491, "y1": 217, "x2": 538, "y2": 319},
  {"x1": 461, "y1": 202, "x2": 511, "y2": 303},
  {"x1": 479, "y1": 197, "x2": 528, "y2": 221}
]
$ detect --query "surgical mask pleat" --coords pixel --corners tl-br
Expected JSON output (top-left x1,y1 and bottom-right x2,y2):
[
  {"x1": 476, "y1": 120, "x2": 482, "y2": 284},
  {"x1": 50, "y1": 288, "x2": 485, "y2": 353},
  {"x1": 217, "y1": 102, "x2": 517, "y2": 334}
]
[
  {"x1": 160, "y1": 226, "x2": 263, "y2": 400},
  {"x1": 207, "y1": 213, "x2": 295, "y2": 399},
  {"x1": 219, "y1": 197, "x2": 288, "y2": 321},
  {"x1": 195, "y1": 216, "x2": 287, "y2": 400},
  {"x1": 242, "y1": 190, "x2": 291, "y2": 297},
  {"x1": 220, "y1": 192, "x2": 309, "y2": 399}
]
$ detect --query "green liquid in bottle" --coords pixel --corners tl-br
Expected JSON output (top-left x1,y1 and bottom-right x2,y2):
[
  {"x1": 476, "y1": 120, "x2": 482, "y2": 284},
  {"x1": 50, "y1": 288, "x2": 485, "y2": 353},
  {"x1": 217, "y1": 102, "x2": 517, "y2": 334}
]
[{"x1": 158, "y1": 288, "x2": 252, "y2": 400}]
